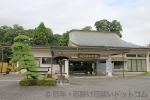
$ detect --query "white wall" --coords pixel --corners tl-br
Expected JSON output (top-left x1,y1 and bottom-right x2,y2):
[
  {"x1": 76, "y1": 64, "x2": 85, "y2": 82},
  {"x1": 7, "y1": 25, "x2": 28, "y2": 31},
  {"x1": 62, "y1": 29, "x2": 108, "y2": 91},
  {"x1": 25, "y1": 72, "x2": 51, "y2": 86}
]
[
  {"x1": 52, "y1": 64, "x2": 60, "y2": 74},
  {"x1": 31, "y1": 49, "x2": 52, "y2": 57},
  {"x1": 30, "y1": 49, "x2": 62, "y2": 74},
  {"x1": 31, "y1": 49, "x2": 52, "y2": 67}
]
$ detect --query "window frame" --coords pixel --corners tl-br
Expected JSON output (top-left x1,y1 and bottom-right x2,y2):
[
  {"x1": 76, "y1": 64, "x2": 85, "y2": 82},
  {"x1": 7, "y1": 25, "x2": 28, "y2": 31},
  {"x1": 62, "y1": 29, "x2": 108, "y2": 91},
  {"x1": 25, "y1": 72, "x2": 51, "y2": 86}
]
[
  {"x1": 34, "y1": 57, "x2": 40, "y2": 67},
  {"x1": 137, "y1": 54, "x2": 146, "y2": 57},
  {"x1": 41, "y1": 57, "x2": 59, "y2": 64},
  {"x1": 42, "y1": 57, "x2": 52, "y2": 64}
]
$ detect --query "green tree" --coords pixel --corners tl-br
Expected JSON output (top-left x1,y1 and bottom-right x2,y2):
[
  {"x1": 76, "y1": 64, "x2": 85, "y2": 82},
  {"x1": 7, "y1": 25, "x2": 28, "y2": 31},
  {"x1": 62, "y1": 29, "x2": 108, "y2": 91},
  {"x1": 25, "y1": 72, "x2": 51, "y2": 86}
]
[
  {"x1": 51, "y1": 34, "x2": 61, "y2": 46},
  {"x1": 0, "y1": 25, "x2": 12, "y2": 43},
  {"x1": 0, "y1": 24, "x2": 24, "y2": 63},
  {"x1": 94, "y1": 19, "x2": 110, "y2": 31},
  {"x1": 82, "y1": 26, "x2": 92, "y2": 30},
  {"x1": 4, "y1": 30, "x2": 18, "y2": 44},
  {"x1": 59, "y1": 32, "x2": 69, "y2": 46},
  {"x1": 94, "y1": 19, "x2": 122, "y2": 38},
  {"x1": 2, "y1": 48, "x2": 12, "y2": 63},
  {"x1": 47, "y1": 28, "x2": 53, "y2": 45},
  {"x1": 20, "y1": 29, "x2": 34, "y2": 45},
  {"x1": 11, "y1": 35, "x2": 40, "y2": 79},
  {"x1": 147, "y1": 44, "x2": 150, "y2": 47},
  {"x1": 0, "y1": 25, "x2": 12, "y2": 62},
  {"x1": 0, "y1": 45, "x2": 12, "y2": 63},
  {"x1": 13, "y1": 24, "x2": 24, "y2": 31},
  {"x1": 33, "y1": 22, "x2": 52, "y2": 45},
  {"x1": 3, "y1": 24, "x2": 24, "y2": 44},
  {"x1": 110, "y1": 20, "x2": 122, "y2": 38}
]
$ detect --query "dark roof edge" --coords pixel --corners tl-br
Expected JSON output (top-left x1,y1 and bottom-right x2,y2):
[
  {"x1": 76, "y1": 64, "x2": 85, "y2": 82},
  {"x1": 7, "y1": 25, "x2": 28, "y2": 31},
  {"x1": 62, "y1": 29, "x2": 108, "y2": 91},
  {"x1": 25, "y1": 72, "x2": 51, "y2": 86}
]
[
  {"x1": 1, "y1": 44, "x2": 50, "y2": 49},
  {"x1": 2, "y1": 44, "x2": 150, "y2": 50}
]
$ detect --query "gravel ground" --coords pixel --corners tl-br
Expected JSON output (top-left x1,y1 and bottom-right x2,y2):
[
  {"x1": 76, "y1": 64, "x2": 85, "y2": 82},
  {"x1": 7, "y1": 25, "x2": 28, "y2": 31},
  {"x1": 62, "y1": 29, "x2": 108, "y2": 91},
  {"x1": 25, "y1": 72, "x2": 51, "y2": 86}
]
[{"x1": 0, "y1": 74, "x2": 150, "y2": 100}]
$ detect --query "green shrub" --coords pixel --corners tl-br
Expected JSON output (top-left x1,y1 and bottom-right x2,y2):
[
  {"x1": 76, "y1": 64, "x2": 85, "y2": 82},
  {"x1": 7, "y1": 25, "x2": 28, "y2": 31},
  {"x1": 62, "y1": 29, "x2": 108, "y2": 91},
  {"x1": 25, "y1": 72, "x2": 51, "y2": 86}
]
[
  {"x1": 19, "y1": 78, "x2": 55, "y2": 86},
  {"x1": 19, "y1": 78, "x2": 30, "y2": 86},
  {"x1": 30, "y1": 79, "x2": 37, "y2": 86},
  {"x1": 37, "y1": 78, "x2": 55, "y2": 86},
  {"x1": 19, "y1": 78, "x2": 37, "y2": 86}
]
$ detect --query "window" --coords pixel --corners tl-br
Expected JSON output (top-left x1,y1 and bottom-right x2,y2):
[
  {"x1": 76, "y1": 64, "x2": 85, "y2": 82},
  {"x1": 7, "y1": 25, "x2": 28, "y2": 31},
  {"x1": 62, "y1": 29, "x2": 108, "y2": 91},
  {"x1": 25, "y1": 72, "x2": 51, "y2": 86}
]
[
  {"x1": 126, "y1": 54, "x2": 136, "y2": 57},
  {"x1": 34, "y1": 58, "x2": 40, "y2": 67},
  {"x1": 98, "y1": 60, "x2": 106, "y2": 63},
  {"x1": 137, "y1": 54, "x2": 146, "y2": 57},
  {"x1": 127, "y1": 59, "x2": 147, "y2": 72},
  {"x1": 42, "y1": 57, "x2": 59, "y2": 64},
  {"x1": 114, "y1": 61, "x2": 124, "y2": 69},
  {"x1": 42, "y1": 57, "x2": 51, "y2": 64}
]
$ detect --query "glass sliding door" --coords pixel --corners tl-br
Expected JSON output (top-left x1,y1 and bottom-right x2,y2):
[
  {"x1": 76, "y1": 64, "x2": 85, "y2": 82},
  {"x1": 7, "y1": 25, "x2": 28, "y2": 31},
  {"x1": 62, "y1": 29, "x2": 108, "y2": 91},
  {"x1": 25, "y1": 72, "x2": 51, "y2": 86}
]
[
  {"x1": 137, "y1": 60, "x2": 142, "y2": 71},
  {"x1": 127, "y1": 59, "x2": 147, "y2": 72},
  {"x1": 127, "y1": 60, "x2": 132, "y2": 71},
  {"x1": 132, "y1": 60, "x2": 137, "y2": 71},
  {"x1": 142, "y1": 60, "x2": 147, "y2": 71}
]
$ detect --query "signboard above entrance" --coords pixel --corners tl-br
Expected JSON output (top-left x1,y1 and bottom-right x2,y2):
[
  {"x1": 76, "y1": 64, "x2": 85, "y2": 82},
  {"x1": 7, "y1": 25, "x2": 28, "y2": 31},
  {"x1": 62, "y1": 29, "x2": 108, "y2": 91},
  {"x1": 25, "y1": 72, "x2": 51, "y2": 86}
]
[{"x1": 78, "y1": 54, "x2": 100, "y2": 58}]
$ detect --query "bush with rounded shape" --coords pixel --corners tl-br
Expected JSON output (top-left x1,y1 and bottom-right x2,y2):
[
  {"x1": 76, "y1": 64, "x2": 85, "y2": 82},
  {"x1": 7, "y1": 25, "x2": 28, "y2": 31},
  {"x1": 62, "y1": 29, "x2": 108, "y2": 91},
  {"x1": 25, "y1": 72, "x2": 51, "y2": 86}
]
[
  {"x1": 19, "y1": 78, "x2": 37, "y2": 86},
  {"x1": 19, "y1": 78, "x2": 31, "y2": 86},
  {"x1": 37, "y1": 78, "x2": 55, "y2": 86}
]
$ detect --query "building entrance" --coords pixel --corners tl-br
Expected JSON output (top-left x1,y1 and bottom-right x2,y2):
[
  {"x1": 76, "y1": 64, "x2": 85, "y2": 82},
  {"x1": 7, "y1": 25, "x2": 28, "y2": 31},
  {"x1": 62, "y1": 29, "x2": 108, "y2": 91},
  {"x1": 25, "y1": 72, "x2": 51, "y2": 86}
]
[{"x1": 69, "y1": 61, "x2": 94, "y2": 75}]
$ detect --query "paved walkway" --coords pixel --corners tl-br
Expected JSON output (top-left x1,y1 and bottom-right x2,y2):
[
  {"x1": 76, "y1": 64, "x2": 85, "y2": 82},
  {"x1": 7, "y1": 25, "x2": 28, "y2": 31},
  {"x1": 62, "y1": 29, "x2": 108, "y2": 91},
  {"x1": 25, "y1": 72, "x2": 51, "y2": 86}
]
[
  {"x1": 70, "y1": 72, "x2": 144, "y2": 78},
  {"x1": 0, "y1": 74, "x2": 150, "y2": 100}
]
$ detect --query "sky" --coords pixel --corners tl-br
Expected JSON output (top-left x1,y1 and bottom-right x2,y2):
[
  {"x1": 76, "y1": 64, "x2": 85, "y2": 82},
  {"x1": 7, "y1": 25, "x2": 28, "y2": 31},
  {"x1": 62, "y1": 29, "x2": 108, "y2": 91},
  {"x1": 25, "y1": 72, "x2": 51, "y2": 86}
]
[{"x1": 0, "y1": 0, "x2": 150, "y2": 46}]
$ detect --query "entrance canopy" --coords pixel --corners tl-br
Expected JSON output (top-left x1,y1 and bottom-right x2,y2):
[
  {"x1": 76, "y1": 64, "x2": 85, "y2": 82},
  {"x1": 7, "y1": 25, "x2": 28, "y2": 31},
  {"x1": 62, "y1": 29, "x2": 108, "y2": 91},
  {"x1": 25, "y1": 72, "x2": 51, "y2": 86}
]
[
  {"x1": 50, "y1": 46, "x2": 130, "y2": 53},
  {"x1": 50, "y1": 46, "x2": 131, "y2": 59}
]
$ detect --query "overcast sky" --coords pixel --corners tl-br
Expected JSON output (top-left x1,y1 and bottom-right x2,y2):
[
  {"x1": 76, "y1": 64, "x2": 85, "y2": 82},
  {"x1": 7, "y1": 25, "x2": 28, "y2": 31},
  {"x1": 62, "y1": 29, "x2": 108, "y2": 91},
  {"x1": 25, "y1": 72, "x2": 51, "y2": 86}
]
[{"x1": 0, "y1": 0, "x2": 150, "y2": 46}]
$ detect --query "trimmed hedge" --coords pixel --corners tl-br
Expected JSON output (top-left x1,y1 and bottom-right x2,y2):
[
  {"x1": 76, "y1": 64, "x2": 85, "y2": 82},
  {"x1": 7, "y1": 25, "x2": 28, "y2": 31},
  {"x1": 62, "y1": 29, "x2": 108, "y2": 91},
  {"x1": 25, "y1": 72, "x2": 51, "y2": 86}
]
[
  {"x1": 19, "y1": 78, "x2": 37, "y2": 86},
  {"x1": 19, "y1": 78, "x2": 55, "y2": 86},
  {"x1": 37, "y1": 78, "x2": 55, "y2": 86}
]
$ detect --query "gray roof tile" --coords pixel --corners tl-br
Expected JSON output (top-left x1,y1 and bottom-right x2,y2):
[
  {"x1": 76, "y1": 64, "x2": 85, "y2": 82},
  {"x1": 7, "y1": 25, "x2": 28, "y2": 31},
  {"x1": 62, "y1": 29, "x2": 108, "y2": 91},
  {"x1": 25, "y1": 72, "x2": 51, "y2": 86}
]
[{"x1": 69, "y1": 30, "x2": 145, "y2": 48}]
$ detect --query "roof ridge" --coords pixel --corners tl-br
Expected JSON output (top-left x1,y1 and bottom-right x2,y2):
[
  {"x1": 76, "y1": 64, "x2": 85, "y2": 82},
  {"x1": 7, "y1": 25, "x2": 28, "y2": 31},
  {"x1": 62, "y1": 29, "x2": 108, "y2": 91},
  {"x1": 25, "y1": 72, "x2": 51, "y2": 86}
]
[{"x1": 68, "y1": 29, "x2": 117, "y2": 34}]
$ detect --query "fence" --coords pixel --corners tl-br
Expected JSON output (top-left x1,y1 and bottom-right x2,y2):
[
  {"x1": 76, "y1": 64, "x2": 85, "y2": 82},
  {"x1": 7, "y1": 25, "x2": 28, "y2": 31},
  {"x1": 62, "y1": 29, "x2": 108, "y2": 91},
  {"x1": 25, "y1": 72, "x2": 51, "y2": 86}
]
[{"x1": 0, "y1": 62, "x2": 17, "y2": 73}]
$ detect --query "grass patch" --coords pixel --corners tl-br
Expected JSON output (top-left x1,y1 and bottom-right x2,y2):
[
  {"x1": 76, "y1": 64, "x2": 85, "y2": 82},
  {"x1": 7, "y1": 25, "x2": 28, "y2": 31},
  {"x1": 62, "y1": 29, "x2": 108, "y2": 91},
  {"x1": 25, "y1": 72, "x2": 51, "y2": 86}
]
[{"x1": 142, "y1": 72, "x2": 150, "y2": 75}]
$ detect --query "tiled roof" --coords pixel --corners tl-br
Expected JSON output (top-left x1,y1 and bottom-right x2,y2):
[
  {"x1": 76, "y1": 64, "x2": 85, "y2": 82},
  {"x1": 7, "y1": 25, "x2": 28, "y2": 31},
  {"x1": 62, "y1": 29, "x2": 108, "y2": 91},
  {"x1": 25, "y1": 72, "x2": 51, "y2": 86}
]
[{"x1": 69, "y1": 30, "x2": 145, "y2": 48}]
